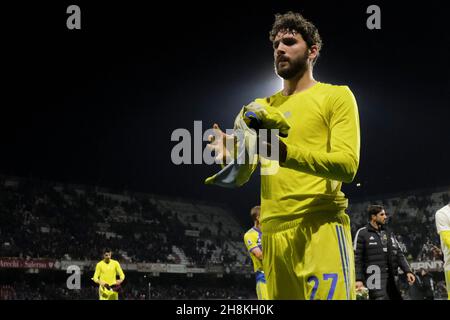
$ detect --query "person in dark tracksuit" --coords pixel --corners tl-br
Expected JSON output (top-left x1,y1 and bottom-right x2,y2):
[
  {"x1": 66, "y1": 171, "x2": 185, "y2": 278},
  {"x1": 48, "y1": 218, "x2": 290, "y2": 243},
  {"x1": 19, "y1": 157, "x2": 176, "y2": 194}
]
[
  {"x1": 419, "y1": 269, "x2": 435, "y2": 300},
  {"x1": 409, "y1": 268, "x2": 435, "y2": 300},
  {"x1": 408, "y1": 269, "x2": 425, "y2": 300},
  {"x1": 353, "y1": 205, "x2": 416, "y2": 300}
]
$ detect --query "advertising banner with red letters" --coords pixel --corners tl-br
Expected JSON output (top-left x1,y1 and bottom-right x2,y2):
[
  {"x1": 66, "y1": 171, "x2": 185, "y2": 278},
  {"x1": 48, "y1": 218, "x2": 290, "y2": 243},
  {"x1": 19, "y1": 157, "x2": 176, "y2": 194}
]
[{"x1": 0, "y1": 257, "x2": 58, "y2": 269}]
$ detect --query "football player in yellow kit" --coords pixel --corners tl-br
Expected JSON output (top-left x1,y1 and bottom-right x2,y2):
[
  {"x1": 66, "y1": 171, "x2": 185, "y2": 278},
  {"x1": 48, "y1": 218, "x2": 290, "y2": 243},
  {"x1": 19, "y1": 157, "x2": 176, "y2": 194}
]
[
  {"x1": 208, "y1": 12, "x2": 360, "y2": 299},
  {"x1": 243, "y1": 206, "x2": 269, "y2": 300},
  {"x1": 92, "y1": 248, "x2": 125, "y2": 300}
]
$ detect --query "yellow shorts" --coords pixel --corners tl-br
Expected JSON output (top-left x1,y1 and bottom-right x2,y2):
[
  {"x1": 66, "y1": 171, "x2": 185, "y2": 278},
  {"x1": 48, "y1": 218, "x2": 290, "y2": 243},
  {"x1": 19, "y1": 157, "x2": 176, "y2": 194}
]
[
  {"x1": 256, "y1": 280, "x2": 269, "y2": 300},
  {"x1": 99, "y1": 287, "x2": 119, "y2": 300},
  {"x1": 262, "y1": 211, "x2": 355, "y2": 300}
]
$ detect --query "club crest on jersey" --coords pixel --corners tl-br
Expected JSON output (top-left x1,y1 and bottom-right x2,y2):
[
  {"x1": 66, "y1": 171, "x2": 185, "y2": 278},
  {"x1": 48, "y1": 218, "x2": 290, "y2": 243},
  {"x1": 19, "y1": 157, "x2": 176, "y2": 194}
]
[{"x1": 380, "y1": 232, "x2": 388, "y2": 246}]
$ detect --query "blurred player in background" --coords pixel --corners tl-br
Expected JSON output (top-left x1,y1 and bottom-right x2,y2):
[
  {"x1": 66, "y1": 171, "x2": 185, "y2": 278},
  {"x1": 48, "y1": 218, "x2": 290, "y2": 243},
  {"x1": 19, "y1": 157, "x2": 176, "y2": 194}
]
[
  {"x1": 435, "y1": 201, "x2": 450, "y2": 299},
  {"x1": 354, "y1": 205, "x2": 415, "y2": 300},
  {"x1": 92, "y1": 248, "x2": 125, "y2": 300},
  {"x1": 209, "y1": 12, "x2": 360, "y2": 299},
  {"x1": 243, "y1": 206, "x2": 268, "y2": 300}
]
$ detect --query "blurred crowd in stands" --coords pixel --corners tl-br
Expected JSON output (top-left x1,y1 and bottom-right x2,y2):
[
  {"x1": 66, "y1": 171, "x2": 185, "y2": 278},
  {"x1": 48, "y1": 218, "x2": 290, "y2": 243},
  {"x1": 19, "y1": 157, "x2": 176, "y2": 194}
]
[
  {"x1": 0, "y1": 177, "x2": 247, "y2": 267},
  {"x1": 0, "y1": 272, "x2": 254, "y2": 300},
  {"x1": 0, "y1": 176, "x2": 448, "y2": 299},
  {"x1": 0, "y1": 283, "x2": 253, "y2": 300}
]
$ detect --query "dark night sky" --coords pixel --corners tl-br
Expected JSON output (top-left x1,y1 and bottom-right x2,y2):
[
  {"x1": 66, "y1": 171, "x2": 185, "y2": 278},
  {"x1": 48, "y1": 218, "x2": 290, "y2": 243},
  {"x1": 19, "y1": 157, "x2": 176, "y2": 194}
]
[{"x1": 1, "y1": 1, "x2": 449, "y2": 223}]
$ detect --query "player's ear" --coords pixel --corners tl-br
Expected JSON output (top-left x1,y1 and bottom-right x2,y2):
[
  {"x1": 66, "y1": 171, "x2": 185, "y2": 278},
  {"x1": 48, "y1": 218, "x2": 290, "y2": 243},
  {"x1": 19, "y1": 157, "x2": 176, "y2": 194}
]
[{"x1": 308, "y1": 45, "x2": 319, "y2": 62}]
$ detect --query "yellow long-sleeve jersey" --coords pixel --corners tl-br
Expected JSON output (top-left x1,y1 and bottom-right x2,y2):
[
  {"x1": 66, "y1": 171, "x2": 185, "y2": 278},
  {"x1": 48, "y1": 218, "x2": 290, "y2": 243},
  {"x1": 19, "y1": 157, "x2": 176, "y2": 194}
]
[
  {"x1": 92, "y1": 259, "x2": 125, "y2": 286},
  {"x1": 243, "y1": 227, "x2": 264, "y2": 273},
  {"x1": 256, "y1": 82, "x2": 360, "y2": 225}
]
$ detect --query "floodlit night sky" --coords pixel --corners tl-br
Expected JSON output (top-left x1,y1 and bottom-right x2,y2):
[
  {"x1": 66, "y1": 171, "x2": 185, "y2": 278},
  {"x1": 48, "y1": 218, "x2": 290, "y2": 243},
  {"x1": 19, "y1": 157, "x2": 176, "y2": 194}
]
[{"x1": 2, "y1": 1, "x2": 449, "y2": 222}]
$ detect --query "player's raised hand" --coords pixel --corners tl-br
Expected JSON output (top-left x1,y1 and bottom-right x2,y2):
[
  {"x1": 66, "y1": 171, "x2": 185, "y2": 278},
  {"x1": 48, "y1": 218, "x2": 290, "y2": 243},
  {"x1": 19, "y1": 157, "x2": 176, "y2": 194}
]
[{"x1": 207, "y1": 123, "x2": 236, "y2": 164}]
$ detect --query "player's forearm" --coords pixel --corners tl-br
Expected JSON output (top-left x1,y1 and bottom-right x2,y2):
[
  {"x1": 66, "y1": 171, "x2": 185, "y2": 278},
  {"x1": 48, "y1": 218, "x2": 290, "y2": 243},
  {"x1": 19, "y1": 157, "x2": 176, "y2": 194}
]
[
  {"x1": 354, "y1": 261, "x2": 365, "y2": 282},
  {"x1": 117, "y1": 267, "x2": 126, "y2": 281},
  {"x1": 254, "y1": 253, "x2": 263, "y2": 261},
  {"x1": 250, "y1": 247, "x2": 263, "y2": 261},
  {"x1": 354, "y1": 238, "x2": 366, "y2": 281},
  {"x1": 354, "y1": 256, "x2": 365, "y2": 281},
  {"x1": 280, "y1": 142, "x2": 359, "y2": 183},
  {"x1": 399, "y1": 256, "x2": 412, "y2": 274}
]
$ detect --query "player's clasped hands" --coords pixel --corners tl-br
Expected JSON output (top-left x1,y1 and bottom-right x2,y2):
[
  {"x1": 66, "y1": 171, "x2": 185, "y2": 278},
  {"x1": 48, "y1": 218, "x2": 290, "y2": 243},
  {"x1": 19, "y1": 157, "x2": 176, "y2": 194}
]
[{"x1": 207, "y1": 124, "x2": 237, "y2": 164}]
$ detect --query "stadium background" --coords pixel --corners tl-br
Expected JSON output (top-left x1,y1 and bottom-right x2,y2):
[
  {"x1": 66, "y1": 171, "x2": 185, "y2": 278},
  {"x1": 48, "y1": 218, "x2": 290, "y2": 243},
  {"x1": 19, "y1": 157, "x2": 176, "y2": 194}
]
[
  {"x1": 1, "y1": 1, "x2": 449, "y2": 299},
  {"x1": 0, "y1": 176, "x2": 448, "y2": 299}
]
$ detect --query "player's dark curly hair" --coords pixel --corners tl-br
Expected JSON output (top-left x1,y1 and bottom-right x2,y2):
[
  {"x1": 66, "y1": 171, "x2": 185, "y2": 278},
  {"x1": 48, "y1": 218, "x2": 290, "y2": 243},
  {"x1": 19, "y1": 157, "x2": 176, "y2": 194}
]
[{"x1": 269, "y1": 12, "x2": 323, "y2": 65}]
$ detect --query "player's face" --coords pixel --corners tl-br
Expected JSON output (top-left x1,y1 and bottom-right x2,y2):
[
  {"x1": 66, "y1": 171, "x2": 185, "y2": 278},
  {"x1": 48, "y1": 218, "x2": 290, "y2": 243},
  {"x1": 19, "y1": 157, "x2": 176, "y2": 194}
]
[
  {"x1": 375, "y1": 210, "x2": 387, "y2": 225},
  {"x1": 273, "y1": 30, "x2": 310, "y2": 80},
  {"x1": 103, "y1": 252, "x2": 111, "y2": 262}
]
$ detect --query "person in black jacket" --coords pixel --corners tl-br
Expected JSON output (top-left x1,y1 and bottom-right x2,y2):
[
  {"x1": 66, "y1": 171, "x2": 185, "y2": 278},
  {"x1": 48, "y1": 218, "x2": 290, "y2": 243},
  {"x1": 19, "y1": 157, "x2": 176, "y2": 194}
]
[
  {"x1": 353, "y1": 205, "x2": 416, "y2": 299},
  {"x1": 408, "y1": 269, "x2": 425, "y2": 300},
  {"x1": 408, "y1": 268, "x2": 435, "y2": 300},
  {"x1": 419, "y1": 269, "x2": 435, "y2": 300}
]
